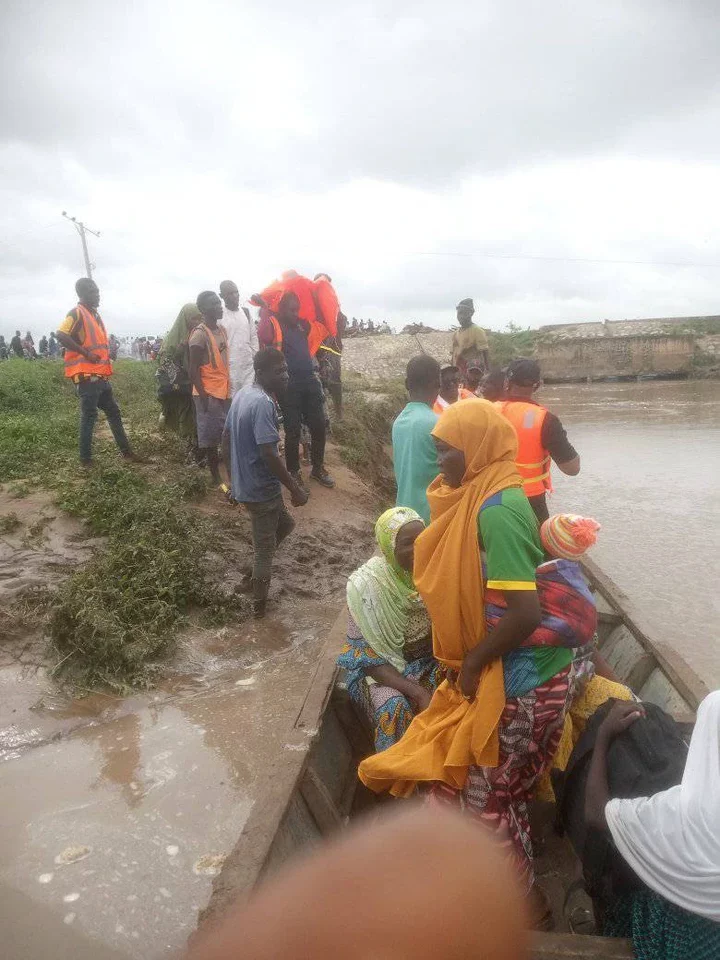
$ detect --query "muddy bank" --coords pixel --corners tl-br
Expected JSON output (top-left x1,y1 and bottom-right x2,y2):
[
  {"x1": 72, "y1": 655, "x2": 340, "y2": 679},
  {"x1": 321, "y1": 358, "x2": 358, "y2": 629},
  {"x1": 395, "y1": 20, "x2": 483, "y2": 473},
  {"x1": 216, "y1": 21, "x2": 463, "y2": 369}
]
[{"x1": 0, "y1": 449, "x2": 376, "y2": 959}]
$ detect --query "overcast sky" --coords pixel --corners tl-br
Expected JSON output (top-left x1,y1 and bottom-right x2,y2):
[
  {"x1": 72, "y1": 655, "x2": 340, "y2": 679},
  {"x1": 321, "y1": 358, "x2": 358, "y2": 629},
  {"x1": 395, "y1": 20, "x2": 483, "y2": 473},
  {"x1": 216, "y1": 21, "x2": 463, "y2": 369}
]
[{"x1": 2, "y1": 0, "x2": 720, "y2": 338}]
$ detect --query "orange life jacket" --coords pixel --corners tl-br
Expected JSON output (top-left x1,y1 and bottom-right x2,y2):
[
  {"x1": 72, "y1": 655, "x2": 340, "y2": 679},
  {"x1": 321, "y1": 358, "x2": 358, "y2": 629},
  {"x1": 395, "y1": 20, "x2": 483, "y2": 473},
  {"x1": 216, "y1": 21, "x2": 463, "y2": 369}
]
[
  {"x1": 313, "y1": 278, "x2": 339, "y2": 338},
  {"x1": 495, "y1": 399, "x2": 553, "y2": 497},
  {"x1": 258, "y1": 274, "x2": 333, "y2": 357},
  {"x1": 63, "y1": 304, "x2": 113, "y2": 379},
  {"x1": 433, "y1": 390, "x2": 475, "y2": 415},
  {"x1": 191, "y1": 323, "x2": 230, "y2": 400}
]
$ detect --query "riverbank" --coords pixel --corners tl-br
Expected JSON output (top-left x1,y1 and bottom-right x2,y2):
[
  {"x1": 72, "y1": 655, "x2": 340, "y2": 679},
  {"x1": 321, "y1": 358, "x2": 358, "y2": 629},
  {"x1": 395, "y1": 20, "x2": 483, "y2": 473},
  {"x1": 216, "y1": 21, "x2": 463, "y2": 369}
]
[{"x1": 0, "y1": 360, "x2": 378, "y2": 958}]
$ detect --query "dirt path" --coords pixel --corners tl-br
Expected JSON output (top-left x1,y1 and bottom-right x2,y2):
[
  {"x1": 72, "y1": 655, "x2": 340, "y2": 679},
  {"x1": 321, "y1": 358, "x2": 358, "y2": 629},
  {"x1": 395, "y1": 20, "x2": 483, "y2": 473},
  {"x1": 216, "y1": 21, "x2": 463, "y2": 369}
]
[{"x1": 0, "y1": 446, "x2": 376, "y2": 959}]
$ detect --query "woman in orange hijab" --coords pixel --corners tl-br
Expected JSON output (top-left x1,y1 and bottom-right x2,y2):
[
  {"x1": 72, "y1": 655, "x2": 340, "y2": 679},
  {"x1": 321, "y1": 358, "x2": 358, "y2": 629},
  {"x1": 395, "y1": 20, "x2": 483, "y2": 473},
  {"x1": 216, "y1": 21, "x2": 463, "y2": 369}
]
[{"x1": 359, "y1": 399, "x2": 577, "y2": 917}]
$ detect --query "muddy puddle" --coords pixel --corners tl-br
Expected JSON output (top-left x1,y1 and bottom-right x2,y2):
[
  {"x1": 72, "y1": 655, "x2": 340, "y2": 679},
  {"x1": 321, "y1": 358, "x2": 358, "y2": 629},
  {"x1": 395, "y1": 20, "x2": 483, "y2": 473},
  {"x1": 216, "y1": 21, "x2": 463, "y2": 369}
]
[{"x1": 0, "y1": 452, "x2": 376, "y2": 959}]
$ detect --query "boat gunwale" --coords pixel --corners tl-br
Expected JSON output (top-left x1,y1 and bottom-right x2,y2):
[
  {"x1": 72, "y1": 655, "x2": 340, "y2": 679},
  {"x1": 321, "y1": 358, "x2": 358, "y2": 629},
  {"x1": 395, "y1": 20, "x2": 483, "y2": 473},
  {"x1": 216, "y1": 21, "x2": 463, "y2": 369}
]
[
  {"x1": 197, "y1": 608, "x2": 347, "y2": 930},
  {"x1": 581, "y1": 557, "x2": 708, "y2": 711}
]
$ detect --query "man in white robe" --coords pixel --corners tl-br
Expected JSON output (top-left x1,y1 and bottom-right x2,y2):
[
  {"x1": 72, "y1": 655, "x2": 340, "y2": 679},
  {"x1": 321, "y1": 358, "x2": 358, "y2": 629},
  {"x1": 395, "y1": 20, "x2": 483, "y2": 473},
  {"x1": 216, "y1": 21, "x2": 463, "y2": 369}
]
[{"x1": 219, "y1": 280, "x2": 258, "y2": 394}]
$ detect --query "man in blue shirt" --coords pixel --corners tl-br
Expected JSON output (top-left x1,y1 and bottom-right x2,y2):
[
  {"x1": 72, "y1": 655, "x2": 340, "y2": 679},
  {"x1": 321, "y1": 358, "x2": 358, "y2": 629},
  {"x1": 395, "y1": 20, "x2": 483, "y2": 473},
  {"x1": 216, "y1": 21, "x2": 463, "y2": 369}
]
[
  {"x1": 392, "y1": 355, "x2": 441, "y2": 524},
  {"x1": 223, "y1": 348, "x2": 308, "y2": 618}
]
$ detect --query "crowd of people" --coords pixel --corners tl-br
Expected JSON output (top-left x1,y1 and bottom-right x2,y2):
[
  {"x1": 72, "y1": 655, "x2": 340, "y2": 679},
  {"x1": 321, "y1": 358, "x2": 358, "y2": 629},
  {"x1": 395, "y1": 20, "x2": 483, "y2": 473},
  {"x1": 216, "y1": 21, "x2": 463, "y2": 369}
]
[
  {"x1": 55, "y1": 272, "x2": 345, "y2": 614},
  {"x1": 0, "y1": 328, "x2": 122, "y2": 361},
  {"x1": 131, "y1": 336, "x2": 163, "y2": 360},
  {"x1": 45, "y1": 276, "x2": 719, "y2": 958},
  {"x1": 345, "y1": 318, "x2": 392, "y2": 336},
  {"x1": 0, "y1": 330, "x2": 57, "y2": 360}
]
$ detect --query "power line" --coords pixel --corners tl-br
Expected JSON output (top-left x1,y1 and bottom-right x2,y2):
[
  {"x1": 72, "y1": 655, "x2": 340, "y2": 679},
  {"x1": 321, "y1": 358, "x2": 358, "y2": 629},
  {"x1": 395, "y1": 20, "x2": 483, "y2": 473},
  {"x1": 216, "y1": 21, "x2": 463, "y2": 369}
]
[
  {"x1": 411, "y1": 250, "x2": 720, "y2": 269},
  {"x1": 62, "y1": 211, "x2": 101, "y2": 279}
]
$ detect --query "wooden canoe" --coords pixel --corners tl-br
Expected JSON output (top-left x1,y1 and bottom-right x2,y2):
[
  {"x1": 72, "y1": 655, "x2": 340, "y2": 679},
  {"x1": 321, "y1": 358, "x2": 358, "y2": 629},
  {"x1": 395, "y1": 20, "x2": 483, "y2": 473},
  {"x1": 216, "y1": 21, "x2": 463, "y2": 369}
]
[{"x1": 200, "y1": 559, "x2": 708, "y2": 959}]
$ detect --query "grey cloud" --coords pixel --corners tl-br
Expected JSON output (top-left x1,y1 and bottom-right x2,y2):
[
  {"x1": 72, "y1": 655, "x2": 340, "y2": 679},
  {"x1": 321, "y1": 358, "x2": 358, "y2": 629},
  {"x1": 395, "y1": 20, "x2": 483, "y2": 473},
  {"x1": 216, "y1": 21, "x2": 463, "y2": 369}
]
[
  {"x1": 3, "y1": 0, "x2": 720, "y2": 337},
  {"x1": 4, "y1": 1, "x2": 720, "y2": 189}
]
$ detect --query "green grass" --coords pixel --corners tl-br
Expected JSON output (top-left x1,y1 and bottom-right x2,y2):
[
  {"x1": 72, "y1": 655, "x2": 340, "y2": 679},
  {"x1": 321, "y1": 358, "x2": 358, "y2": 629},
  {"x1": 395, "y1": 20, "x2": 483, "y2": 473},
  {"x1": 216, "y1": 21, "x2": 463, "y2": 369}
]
[
  {"x1": 0, "y1": 358, "x2": 249, "y2": 692},
  {"x1": 487, "y1": 324, "x2": 538, "y2": 367},
  {"x1": 0, "y1": 358, "x2": 171, "y2": 482}
]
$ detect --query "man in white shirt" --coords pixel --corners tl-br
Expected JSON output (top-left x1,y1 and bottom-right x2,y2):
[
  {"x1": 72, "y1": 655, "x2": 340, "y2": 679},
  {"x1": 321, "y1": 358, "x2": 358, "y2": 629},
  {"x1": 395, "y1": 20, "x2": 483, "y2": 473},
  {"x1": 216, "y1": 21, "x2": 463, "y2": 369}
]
[{"x1": 219, "y1": 279, "x2": 258, "y2": 394}]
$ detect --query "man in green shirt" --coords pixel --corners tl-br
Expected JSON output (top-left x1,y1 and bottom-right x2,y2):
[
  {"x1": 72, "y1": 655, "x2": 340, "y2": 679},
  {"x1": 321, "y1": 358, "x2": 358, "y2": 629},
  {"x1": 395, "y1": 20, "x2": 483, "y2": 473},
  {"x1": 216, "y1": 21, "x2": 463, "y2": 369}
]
[{"x1": 392, "y1": 355, "x2": 441, "y2": 523}]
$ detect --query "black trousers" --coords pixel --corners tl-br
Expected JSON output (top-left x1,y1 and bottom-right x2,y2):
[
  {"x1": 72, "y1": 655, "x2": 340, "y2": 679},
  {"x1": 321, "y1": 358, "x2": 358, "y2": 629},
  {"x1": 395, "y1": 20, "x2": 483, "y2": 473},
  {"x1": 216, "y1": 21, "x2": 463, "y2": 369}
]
[
  {"x1": 280, "y1": 377, "x2": 326, "y2": 473},
  {"x1": 77, "y1": 378, "x2": 130, "y2": 463}
]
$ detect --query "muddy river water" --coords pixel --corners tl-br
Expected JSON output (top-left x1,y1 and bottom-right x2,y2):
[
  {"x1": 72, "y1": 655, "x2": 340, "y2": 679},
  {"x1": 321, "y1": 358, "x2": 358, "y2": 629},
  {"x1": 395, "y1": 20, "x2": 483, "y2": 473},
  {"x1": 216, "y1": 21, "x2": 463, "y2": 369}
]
[
  {"x1": 543, "y1": 379, "x2": 720, "y2": 689},
  {"x1": 0, "y1": 454, "x2": 376, "y2": 960}
]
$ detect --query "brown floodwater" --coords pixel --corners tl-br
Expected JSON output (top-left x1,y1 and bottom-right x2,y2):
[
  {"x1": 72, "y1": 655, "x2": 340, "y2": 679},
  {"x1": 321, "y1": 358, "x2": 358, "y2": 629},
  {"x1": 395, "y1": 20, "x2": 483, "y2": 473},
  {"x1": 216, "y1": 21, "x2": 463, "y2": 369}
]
[
  {"x1": 540, "y1": 379, "x2": 720, "y2": 690},
  {"x1": 0, "y1": 453, "x2": 376, "y2": 959}
]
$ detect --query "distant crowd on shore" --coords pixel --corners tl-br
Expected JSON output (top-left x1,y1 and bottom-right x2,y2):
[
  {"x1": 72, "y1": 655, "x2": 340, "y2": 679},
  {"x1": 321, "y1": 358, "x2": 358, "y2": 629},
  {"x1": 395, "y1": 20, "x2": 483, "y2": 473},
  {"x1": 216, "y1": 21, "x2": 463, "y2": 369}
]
[
  {"x1": 0, "y1": 330, "x2": 61, "y2": 360},
  {"x1": 345, "y1": 318, "x2": 393, "y2": 336},
  {"x1": 0, "y1": 329, "x2": 123, "y2": 361}
]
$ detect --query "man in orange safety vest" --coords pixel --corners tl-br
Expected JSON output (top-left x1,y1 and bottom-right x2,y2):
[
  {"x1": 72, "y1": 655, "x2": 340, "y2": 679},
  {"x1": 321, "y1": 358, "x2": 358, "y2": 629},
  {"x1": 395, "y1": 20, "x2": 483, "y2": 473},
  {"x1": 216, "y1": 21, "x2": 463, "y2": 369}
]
[
  {"x1": 57, "y1": 277, "x2": 140, "y2": 468},
  {"x1": 496, "y1": 358, "x2": 580, "y2": 523},
  {"x1": 188, "y1": 290, "x2": 232, "y2": 486}
]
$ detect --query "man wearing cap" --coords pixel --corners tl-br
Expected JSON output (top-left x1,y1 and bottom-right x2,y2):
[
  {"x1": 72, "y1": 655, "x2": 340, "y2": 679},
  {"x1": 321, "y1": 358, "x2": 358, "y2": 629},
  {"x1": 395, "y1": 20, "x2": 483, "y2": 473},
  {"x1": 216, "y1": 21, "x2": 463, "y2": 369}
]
[
  {"x1": 451, "y1": 298, "x2": 490, "y2": 377},
  {"x1": 495, "y1": 358, "x2": 580, "y2": 523}
]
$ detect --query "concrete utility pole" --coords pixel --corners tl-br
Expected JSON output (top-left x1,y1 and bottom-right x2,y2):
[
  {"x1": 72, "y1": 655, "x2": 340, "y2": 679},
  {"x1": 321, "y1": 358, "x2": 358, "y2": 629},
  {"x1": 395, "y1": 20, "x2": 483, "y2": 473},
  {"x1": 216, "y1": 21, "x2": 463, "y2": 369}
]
[{"x1": 61, "y1": 211, "x2": 100, "y2": 279}]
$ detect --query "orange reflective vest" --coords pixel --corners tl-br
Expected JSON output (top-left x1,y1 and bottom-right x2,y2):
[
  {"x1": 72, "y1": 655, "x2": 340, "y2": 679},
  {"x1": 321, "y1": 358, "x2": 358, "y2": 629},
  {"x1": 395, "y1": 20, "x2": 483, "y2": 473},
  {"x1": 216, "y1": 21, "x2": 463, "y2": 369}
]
[
  {"x1": 495, "y1": 399, "x2": 553, "y2": 497},
  {"x1": 191, "y1": 323, "x2": 230, "y2": 400},
  {"x1": 63, "y1": 304, "x2": 113, "y2": 379}
]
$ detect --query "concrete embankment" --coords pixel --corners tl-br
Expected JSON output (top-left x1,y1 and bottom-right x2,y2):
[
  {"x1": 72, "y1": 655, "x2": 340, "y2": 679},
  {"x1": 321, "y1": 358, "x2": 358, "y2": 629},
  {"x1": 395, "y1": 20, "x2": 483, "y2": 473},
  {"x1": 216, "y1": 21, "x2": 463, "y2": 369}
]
[{"x1": 341, "y1": 323, "x2": 720, "y2": 382}]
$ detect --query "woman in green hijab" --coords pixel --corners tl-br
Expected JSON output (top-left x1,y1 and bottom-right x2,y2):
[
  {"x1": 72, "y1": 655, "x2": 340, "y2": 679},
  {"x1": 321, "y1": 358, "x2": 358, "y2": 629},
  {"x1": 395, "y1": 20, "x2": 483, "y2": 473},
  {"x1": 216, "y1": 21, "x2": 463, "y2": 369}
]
[
  {"x1": 156, "y1": 303, "x2": 202, "y2": 443},
  {"x1": 337, "y1": 507, "x2": 443, "y2": 751}
]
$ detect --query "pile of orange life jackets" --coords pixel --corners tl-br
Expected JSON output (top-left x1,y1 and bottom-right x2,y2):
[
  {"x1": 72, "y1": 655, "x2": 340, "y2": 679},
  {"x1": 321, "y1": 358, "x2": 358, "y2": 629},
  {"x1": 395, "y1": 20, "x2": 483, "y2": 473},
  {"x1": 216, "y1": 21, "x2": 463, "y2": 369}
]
[{"x1": 258, "y1": 274, "x2": 339, "y2": 357}]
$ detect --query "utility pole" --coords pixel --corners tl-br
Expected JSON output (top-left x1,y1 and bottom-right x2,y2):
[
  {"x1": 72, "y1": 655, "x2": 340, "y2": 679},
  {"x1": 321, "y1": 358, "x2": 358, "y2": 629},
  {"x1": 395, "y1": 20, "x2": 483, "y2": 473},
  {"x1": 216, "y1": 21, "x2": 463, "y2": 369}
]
[{"x1": 61, "y1": 211, "x2": 100, "y2": 279}]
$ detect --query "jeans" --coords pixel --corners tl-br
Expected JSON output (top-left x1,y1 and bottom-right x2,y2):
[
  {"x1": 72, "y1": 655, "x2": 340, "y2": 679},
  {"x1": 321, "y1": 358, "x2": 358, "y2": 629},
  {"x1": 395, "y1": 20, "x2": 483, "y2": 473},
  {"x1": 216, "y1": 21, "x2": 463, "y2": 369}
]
[
  {"x1": 279, "y1": 377, "x2": 326, "y2": 473},
  {"x1": 77, "y1": 378, "x2": 130, "y2": 463},
  {"x1": 244, "y1": 495, "x2": 296, "y2": 582}
]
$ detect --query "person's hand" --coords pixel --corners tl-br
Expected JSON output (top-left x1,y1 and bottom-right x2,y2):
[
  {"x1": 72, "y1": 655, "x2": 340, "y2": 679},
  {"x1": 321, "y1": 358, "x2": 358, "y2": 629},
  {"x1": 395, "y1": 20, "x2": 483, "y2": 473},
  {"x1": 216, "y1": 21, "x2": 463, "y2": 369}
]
[
  {"x1": 600, "y1": 701, "x2": 646, "y2": 740},
  {"x1": 290, "y1": 482, "x2": 309, "y2": 507},
  {"x1": 409, "y1": 686, "x2": 433, "y2": 714},
  {"x1": 458, "y1": 656, "x2": 482, "y2": 701},
  {"x1": 84, "y1": 349, "x2": 102, "y2": 364}
]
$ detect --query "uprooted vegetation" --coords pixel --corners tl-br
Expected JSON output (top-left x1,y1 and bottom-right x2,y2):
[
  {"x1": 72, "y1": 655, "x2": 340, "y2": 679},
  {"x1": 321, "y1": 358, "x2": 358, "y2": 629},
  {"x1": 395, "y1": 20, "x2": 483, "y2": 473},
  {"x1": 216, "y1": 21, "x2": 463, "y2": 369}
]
[
  {"x1": 0, "y1": 359, "x2": 251, "y2": 692},
  {"x1": 50, "y1": 466, "x2": 250, "y2": 691}
]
